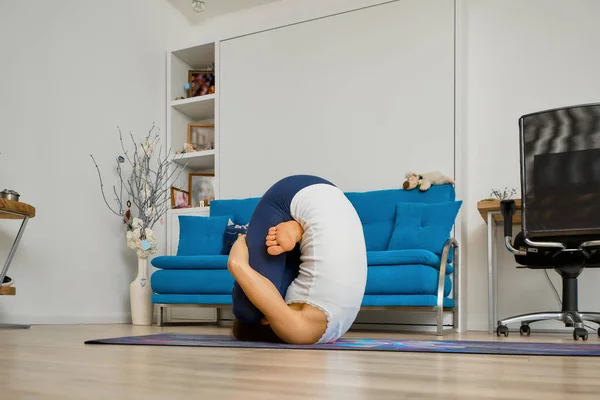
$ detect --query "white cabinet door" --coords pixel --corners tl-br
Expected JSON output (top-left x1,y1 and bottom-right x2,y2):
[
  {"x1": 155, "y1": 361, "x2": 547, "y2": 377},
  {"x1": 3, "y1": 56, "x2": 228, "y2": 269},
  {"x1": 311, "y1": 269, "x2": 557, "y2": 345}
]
[{"x1": 219, "y1": 0, "x2": 455, "y2": 198}]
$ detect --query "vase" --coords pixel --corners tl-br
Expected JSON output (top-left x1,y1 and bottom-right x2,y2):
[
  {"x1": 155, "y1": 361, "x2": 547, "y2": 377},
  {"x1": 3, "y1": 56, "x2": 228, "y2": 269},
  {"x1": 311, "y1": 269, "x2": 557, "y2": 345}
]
[{"x1": 130, "y1": 256, "x2": 153, "y2": 326}]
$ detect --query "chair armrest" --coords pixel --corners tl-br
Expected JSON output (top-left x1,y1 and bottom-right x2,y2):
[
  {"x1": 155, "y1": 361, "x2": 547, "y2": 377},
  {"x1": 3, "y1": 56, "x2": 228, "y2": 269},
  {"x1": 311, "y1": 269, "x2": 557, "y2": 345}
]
[
  {"x1": 437, "y1": 237, "x2": 458, "y2": 307},
  {"x1": 436, "y1": 237, "x2": 460, "y2": 335}
]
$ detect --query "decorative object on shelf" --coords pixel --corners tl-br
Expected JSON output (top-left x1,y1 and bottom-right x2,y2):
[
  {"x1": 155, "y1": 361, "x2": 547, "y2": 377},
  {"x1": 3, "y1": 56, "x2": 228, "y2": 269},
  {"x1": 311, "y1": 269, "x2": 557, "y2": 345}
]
[
  {"x1": 187, "y1": 124, "x2": 215, "y2": 151},
  {"x1": 90, "y1": 123, "x2": 186, "y2": 326},
  {"x1": 183, "y1": 143, "x2": 196, "y2": 153},
  {"x1": 189, "y1": 173, "x2": 215, "y2": 207},
  {"x1": 481, "y1": 187, "x2": 518, "y2": 202},
  {"x1": 1, "y1": 275, "x2": 14, "y2": 287},
  {"x1": 192, "y1": 0, "x2": 205, "y2": 13},
  {"x1": 170, "y1": 187, "x2": 190, "y2": 209},
  {"x1": 0, "y1": 189, "x2": 20, "y2": 201},
  {"x1": 187, "y1": 70, "x2": 215, "y2": 98},
  {"x1": 402, "y1": 171, "x2": 455, "y2": 192}
]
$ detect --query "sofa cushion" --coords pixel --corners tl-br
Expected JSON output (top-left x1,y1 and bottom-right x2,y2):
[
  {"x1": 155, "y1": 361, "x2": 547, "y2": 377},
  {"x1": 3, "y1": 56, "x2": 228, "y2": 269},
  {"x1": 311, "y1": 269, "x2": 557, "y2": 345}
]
[
  {"x1": 151, "y1": 255, "x2": 228, "y2": 270},
  {"x1": 365, "y1": 264, "x2": 452, "y2": 296},
  {"x1": 151, "y1": 269, "x2": 234, "y2": 294},
  {"x1": 367, "y1": 249, "x2": 453, "y2": 273},
  {"x1": 210, "y1": 197, "x2": 260, "y2": 225},
  {"x1": 345, "y1": 185, "x2": 456, "y2": 251},
  {"x1": 177, "y1": 215, "x2": 232, "y2": 256},
  {"x1": 387, "y1": 200, "x2": 462, "y2": 255}
]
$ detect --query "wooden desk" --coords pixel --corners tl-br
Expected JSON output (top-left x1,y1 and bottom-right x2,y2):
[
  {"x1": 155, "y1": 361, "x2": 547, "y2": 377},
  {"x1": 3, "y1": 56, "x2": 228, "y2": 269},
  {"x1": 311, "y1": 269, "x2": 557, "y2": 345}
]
[
  {"x1": 476, "y1": 198, "x2": 522, "y2": 333},
  {"x1": 477, "y1": 199, "x2": 522, "y2": 224}
]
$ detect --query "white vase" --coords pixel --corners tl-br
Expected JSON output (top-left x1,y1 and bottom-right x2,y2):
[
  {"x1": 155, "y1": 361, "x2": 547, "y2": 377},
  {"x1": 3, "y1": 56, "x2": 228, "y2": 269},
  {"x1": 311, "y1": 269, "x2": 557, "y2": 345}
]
[{"x1": 130, "y1": 256, "x2": 153, "y2": 326}]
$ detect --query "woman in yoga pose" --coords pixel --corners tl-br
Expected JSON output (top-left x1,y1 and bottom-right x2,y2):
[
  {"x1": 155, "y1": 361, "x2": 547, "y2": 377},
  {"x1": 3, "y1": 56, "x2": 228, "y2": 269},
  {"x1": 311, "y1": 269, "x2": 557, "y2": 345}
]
[{"x1": 227, "y1": 175, "x2": 367, "y2": 345}]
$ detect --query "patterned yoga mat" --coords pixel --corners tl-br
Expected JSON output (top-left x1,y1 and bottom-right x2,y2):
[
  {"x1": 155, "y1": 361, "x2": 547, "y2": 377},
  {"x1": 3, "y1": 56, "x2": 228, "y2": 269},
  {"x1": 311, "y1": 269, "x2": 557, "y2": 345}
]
[{"x1": 84, "y1": 333, "x2": 600, "y2": 356}]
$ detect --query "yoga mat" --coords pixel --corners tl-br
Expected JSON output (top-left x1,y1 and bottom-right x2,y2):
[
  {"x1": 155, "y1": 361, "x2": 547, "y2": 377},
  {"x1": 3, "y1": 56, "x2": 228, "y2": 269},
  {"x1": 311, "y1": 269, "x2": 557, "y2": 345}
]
[{"x1": 85, "y1": 334, "x2": 600, "y2": 356}]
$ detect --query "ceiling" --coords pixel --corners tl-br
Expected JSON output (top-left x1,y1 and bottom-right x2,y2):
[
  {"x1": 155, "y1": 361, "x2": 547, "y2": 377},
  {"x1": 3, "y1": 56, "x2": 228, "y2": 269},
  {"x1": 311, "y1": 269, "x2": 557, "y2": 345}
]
[{"x1": 167, "y1": 0, "x2": 281, "y2": 24}]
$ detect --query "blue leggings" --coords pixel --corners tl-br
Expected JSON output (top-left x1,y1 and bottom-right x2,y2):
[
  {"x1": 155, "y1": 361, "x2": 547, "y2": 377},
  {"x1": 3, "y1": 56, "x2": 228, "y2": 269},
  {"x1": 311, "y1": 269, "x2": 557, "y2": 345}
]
[{"x1": 232, "y1": 174, "x2": 334, "y2": 324}]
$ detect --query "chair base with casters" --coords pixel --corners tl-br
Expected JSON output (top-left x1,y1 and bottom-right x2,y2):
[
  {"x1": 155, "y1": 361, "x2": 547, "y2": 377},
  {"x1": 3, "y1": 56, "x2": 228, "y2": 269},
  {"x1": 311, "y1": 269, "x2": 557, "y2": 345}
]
[
  {"x1": 496, "y1": 263, "x2": 600, "y2": 340},
  {"x1": 496, "y1": 199, "x2": 600, "y2": 341}
]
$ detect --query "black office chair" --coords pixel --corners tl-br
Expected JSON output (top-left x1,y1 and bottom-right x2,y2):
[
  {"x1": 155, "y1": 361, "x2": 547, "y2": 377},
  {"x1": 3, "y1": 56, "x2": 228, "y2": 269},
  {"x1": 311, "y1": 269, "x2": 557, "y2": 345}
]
[{"x1": 498, "y1": 102, "x2": 600, "y2": 341}]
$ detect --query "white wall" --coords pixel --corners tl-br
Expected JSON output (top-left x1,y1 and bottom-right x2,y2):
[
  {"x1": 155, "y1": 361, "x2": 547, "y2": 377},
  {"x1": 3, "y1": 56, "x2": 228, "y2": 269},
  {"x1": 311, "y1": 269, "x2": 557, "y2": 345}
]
[
  {"x1": 0, "y1": 0, "x2": 193, "y2": 323},
  {"x1": 460, "y1": 0, "x2": 600, "y2": 330}
]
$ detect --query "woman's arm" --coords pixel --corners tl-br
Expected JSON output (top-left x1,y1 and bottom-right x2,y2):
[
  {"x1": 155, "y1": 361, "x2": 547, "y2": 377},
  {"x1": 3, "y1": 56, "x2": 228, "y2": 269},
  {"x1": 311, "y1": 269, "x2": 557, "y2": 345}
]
[{"x1": 227, "y1": 235, "x2": 317, "y2": 344}]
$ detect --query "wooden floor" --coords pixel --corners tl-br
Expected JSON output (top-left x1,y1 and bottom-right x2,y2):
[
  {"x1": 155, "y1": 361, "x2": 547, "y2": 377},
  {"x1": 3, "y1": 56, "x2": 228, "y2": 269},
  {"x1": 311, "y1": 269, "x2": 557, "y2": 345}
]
[{"x1": 1, "y1": 325, "x2": 600, "y2": 399}]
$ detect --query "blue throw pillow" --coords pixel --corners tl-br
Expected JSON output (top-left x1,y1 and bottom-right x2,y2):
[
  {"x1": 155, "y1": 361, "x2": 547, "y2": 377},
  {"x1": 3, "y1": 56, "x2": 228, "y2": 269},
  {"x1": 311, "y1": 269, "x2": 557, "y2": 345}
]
[
  {"x1": 177, "y1": 215, "x2": 232, "y2": 256},
  {"x1": 387, "y1": 201, "x2": 462, "y2": 254},
  {"x1": 221, "y1": 220, "x2": 249, "y2": 255}
]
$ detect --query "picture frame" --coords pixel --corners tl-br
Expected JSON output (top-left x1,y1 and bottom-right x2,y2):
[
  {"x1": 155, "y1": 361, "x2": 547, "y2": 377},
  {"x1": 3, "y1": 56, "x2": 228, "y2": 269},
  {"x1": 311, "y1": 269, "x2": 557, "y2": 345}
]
[
  {"x1": 170, "y1": 187, "x2": 189, "y2": 209},
  {"x1": 187, "y1": 124, "x2": 215, "y2": 151},
  {"x1": 188, "y1": 173, "x2": 216, "y2": 207},
  {"x1": 188, "y1": 70, "x2": 216, "y2": 98}
]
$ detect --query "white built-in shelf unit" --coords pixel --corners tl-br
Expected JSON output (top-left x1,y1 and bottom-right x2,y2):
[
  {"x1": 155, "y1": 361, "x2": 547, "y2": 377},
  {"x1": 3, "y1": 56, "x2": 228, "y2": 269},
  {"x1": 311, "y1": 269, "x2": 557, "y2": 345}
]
[{"x1": 167, "y1": 40, "x2": 219, "y2": 203}]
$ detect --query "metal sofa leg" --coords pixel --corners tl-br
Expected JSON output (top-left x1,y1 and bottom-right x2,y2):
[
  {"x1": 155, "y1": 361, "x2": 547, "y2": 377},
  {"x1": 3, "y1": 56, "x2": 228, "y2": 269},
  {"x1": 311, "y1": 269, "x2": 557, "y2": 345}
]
[{"x1": 157, "y1": 305, "x2": 164, "y2": 327}]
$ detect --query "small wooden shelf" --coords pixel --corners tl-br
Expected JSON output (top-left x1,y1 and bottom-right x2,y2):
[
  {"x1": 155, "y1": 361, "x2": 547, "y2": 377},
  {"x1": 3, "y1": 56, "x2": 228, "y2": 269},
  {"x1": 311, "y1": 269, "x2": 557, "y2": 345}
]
[
  {"x1": 0, "y1": 199, "x2": 35, "y2": 220},
  {"x1": 171, "y1": 95, "x2": 215, "y2": 120},
  {"x1": 477, "y1": 199, "x2": 522, "y2": 224},
  {"x1": 0, "y1": 286, "x2": 16, "y2": 295},
  {"x1": 172, "y1": 150, "x2": 215, "y2": 170}
]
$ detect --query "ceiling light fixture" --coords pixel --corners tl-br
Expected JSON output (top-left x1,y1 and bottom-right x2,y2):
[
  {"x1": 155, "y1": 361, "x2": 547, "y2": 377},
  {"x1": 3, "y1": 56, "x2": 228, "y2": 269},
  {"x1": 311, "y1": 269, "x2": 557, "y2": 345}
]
[{"x1": 192, "y1": 0, "x2": 205, "y2": 13}]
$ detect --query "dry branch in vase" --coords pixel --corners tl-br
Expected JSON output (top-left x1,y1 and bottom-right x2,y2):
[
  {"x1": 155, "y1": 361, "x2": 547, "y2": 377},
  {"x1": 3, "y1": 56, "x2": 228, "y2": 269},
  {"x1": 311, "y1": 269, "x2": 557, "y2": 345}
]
[{"x1": 90, "y1": 123, "x2": 186, "y2": 258}]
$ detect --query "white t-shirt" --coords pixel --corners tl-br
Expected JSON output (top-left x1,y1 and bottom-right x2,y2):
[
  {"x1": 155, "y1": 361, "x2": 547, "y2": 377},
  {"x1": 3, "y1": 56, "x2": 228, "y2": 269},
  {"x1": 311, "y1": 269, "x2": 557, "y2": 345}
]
[{"x1": 285, "y1": 183, "x2": 368, "y2": 344}]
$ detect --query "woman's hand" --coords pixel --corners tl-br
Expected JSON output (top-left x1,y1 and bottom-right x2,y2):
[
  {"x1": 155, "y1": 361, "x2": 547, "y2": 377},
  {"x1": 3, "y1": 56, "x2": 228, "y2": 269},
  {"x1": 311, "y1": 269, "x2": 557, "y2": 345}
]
[{"x1": 229, "y1": 234, "x2": 249, "y2": 264}]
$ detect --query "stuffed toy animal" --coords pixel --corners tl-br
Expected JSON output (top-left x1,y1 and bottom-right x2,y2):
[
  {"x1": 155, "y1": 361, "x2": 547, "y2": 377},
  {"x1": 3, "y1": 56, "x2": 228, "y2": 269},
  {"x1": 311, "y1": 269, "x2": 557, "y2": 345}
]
[
  {"x1": 183, "y1": 143, "x2": 196, "y2": 153},
  {"x1": 403, "y1": 171, "x2": 455, "y2": 191}
]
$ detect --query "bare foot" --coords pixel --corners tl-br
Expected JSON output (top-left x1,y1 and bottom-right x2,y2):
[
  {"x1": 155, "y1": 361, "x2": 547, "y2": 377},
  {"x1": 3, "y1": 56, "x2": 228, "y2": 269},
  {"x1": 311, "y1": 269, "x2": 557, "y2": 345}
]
[{"x1": 265, "y1": 220, "x2": 304, "y2": 256}]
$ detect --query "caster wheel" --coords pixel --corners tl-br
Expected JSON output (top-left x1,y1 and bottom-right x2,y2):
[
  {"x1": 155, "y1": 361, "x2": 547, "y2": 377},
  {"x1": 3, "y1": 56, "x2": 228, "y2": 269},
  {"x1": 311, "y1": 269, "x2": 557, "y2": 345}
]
[
  {"x1": 519, "y1": 325, "x2": 531, "y2": 336},
  {"x1": 573, "y1": 327, "x2": 588, "y2": 341},
  {"x1": 496, "y1": 325, "x2": 509, "y2": 337}
]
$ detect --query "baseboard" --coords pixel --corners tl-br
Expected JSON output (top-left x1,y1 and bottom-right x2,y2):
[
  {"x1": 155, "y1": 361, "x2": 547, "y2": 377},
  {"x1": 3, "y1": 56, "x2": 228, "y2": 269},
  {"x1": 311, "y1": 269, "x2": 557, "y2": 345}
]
[{"x1": 0, "y1": 312, "x2": 134, "y2": 325}]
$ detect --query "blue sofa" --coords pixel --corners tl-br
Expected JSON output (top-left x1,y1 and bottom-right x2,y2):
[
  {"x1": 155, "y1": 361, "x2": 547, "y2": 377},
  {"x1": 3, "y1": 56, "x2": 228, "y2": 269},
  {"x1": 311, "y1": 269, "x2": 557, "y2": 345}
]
[{"x1": 151, "y1": 184, "x2": 461, "y2": 335}]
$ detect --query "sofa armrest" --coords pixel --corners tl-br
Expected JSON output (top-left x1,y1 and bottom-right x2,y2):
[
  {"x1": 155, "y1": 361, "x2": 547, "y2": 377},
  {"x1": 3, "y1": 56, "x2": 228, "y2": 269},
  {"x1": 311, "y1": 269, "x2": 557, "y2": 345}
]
[{"x1": 436, "y1": 237, "x2": 459, "y2": 335}]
